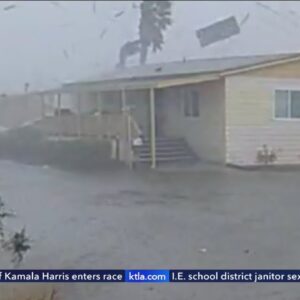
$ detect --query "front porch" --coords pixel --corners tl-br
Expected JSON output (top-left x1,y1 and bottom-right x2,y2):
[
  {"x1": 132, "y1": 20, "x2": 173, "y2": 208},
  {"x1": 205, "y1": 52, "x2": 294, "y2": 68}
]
[
  {"x1": 34, "y1": 87, "x2": 195, "y2": 168},
  {"x1": 36, "y1": 74, "x2": 225, "y2": 168}
]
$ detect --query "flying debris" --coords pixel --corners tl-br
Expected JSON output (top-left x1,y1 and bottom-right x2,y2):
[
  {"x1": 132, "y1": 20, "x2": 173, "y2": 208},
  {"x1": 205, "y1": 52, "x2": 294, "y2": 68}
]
[
  {"x1": 92, "y1": 1, "x2": 96, "y2": 14},
  {"x1": 240, "y1": 13, "x2": 250, "y2": 27},
  {"x1": 114, "y1": 10, "x2": 125, "y2": 18},
  {"x1": 50, "y1": 1, "x2": 60, "y2": 7},
  {"x1": 289, "y1": 10, "x2": 298, "y2": 16},
  {"x1": 3, "y1": 4, "x2": 16, "y2": 11},
  {"x1": 256, "y1": 2, "x2": 300, "y2": 28},
  {"x1": 24, "y1": 83, "x2": 30, "y2": 93},
  {"x1": 255, "y1": 2, "x2": 281, "y2": 17},
  {"x1": 288, "y1": 10, "x2": 300, "y2": 25},
  {"x1": 100, "y1": 28, "x2": 107, "y2": 39},
  {"x1": 63, "y1": 50, "x2": 69, "y2": 59},
  {"x1": 196, "y1": 16, "x2": 240, "y2": 47}
]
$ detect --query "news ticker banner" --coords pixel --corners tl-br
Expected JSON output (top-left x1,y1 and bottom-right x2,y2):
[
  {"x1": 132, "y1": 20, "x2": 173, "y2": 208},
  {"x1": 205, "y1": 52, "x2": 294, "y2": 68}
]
[{"x1": 1, "y1": 270, "x2": 300, "y2": 283}]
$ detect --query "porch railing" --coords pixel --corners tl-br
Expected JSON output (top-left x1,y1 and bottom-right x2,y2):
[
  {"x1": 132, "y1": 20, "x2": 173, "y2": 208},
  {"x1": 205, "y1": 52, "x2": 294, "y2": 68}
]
[
  {"x1": 122, "y1": 107, "x2": 143, "y2": 168},
  {"x1": 32, "y1": 109, "x2": 142, "y2": 167},
  {"x1": 32, "y1": 113, "x2": 127, "y2": 138}
]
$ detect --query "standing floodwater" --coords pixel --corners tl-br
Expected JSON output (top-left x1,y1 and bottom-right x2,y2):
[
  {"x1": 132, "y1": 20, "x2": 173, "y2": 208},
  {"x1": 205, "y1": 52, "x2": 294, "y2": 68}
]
[{"x1": 0, "y1": 161, "x2": 300, "y2": 299}]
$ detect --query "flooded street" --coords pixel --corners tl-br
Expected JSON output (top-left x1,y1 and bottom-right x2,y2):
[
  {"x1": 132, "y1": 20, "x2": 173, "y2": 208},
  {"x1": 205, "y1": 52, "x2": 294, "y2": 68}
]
[
  {"x1": 0, "y1": 161, "x2": 300, "y2": 298},
  {"x1": 2, "y1": 0, "x2": 300, "y2": 299}
]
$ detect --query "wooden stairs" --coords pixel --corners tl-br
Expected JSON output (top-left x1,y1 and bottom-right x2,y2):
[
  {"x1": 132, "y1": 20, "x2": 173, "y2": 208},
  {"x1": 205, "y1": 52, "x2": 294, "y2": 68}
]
[{"x1": 132, "y1": 136, "x2": 197, "y2": 166}]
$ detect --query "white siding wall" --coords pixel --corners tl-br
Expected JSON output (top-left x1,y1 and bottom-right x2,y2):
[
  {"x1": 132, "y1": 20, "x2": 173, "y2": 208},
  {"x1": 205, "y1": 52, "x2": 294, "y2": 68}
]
[{"x1": 226, "y1": 76, "x2": 300, "y2": 166}]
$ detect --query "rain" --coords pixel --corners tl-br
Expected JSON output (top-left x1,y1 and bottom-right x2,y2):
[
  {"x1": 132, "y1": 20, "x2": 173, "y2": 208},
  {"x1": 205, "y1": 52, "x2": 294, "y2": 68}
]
[{"x1": 0, "y1": 1, "x2": 300, "y2": 299}]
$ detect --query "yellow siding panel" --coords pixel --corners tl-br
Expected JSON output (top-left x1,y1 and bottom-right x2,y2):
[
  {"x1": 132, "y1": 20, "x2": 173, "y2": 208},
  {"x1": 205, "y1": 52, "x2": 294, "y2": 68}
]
[
  {"x1": 244, "y1": 59, "x2": 300, "y2": 78},
  {"x1": 225, "y1": 76, "x2": 300, "y2": 166},
  {"x1": 163, "y1": 80, "x2": 226, "y2": 163}
]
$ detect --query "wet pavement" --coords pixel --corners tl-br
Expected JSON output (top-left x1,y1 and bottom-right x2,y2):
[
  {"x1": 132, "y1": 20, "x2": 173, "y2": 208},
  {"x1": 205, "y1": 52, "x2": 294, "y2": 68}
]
[{"x1": 0, "y1": 160, "x2": 300, "y2": 299}]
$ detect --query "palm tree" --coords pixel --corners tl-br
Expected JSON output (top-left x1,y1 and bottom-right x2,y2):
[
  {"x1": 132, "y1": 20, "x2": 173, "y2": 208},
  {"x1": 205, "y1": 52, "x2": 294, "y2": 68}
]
[{"x1": 138, "y1": 1, "x2": 172, "y2": 65}]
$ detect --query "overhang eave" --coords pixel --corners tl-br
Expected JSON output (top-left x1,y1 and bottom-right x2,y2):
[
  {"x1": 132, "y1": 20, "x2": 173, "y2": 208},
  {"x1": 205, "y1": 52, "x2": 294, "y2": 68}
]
[{"x1": 62, "y1": 73, "x2": 221, "y2": 93}]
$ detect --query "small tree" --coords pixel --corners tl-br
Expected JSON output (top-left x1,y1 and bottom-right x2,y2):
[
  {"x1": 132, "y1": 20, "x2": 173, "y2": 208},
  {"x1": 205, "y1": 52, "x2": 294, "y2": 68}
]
[
  {"x1": 0, "y1": 197, "x2": 31, "y2": 267},
  {"x1": 138, "y1": 1, "x2": 172, "y2": 65}
]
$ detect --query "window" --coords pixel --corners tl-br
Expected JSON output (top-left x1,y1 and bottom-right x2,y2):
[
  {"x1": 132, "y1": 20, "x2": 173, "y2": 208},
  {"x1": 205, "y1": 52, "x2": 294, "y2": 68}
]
[
  {"x1": 184, "y1": 90, "x2": 199, "y2": 117},
  {"x1": 275, "y1": 90, "x2": 300, "y2": 119},
  {"x1": 291, "y1": 91, "x2": 300, "y2": 118}
]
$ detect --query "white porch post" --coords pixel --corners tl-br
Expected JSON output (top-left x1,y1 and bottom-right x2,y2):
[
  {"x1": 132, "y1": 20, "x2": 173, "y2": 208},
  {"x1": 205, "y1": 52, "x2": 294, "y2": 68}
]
[
  {"x1": 57, "y1": 92, "x2": 62, "y2": 138},
  {"x1": 121, "y1": 89, "x2": 126, "y2": 110},
  {"x1": 96, "y1": 92, "x2": 103, "y2": 138},
  {"x1": 77, "y1": 93, "x2": 82, "y2": 137},
  {"x1": 96, "y1": 92, "x2": 102, "y2": 115},
  {"x1": 121, "y1": 89, "x2": 133, "y2": 168},
  {"x1": 40, "y1": 93, "x2": 45, "y2": 119},
  {"x1": 150, "y1": 88, "x2": 156, "y2": 169}
]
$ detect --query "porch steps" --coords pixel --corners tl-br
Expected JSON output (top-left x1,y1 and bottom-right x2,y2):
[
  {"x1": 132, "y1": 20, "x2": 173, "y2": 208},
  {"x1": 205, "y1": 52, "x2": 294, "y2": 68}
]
[{"x1": 132, "y1": 137, "x2": 197, "y2": 165}]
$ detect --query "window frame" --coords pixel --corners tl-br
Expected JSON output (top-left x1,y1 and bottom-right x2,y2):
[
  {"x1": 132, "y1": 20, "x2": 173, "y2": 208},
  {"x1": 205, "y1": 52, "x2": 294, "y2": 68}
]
[{"x1": 273, "y1": 88, "x2": 300, "y2": 121}]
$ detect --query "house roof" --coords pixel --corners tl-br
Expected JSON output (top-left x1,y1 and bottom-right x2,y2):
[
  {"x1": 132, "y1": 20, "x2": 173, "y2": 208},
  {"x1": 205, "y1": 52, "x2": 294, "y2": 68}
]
[{"x1": 63, "y1": 52, "x2": 300, "y2": 91}]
